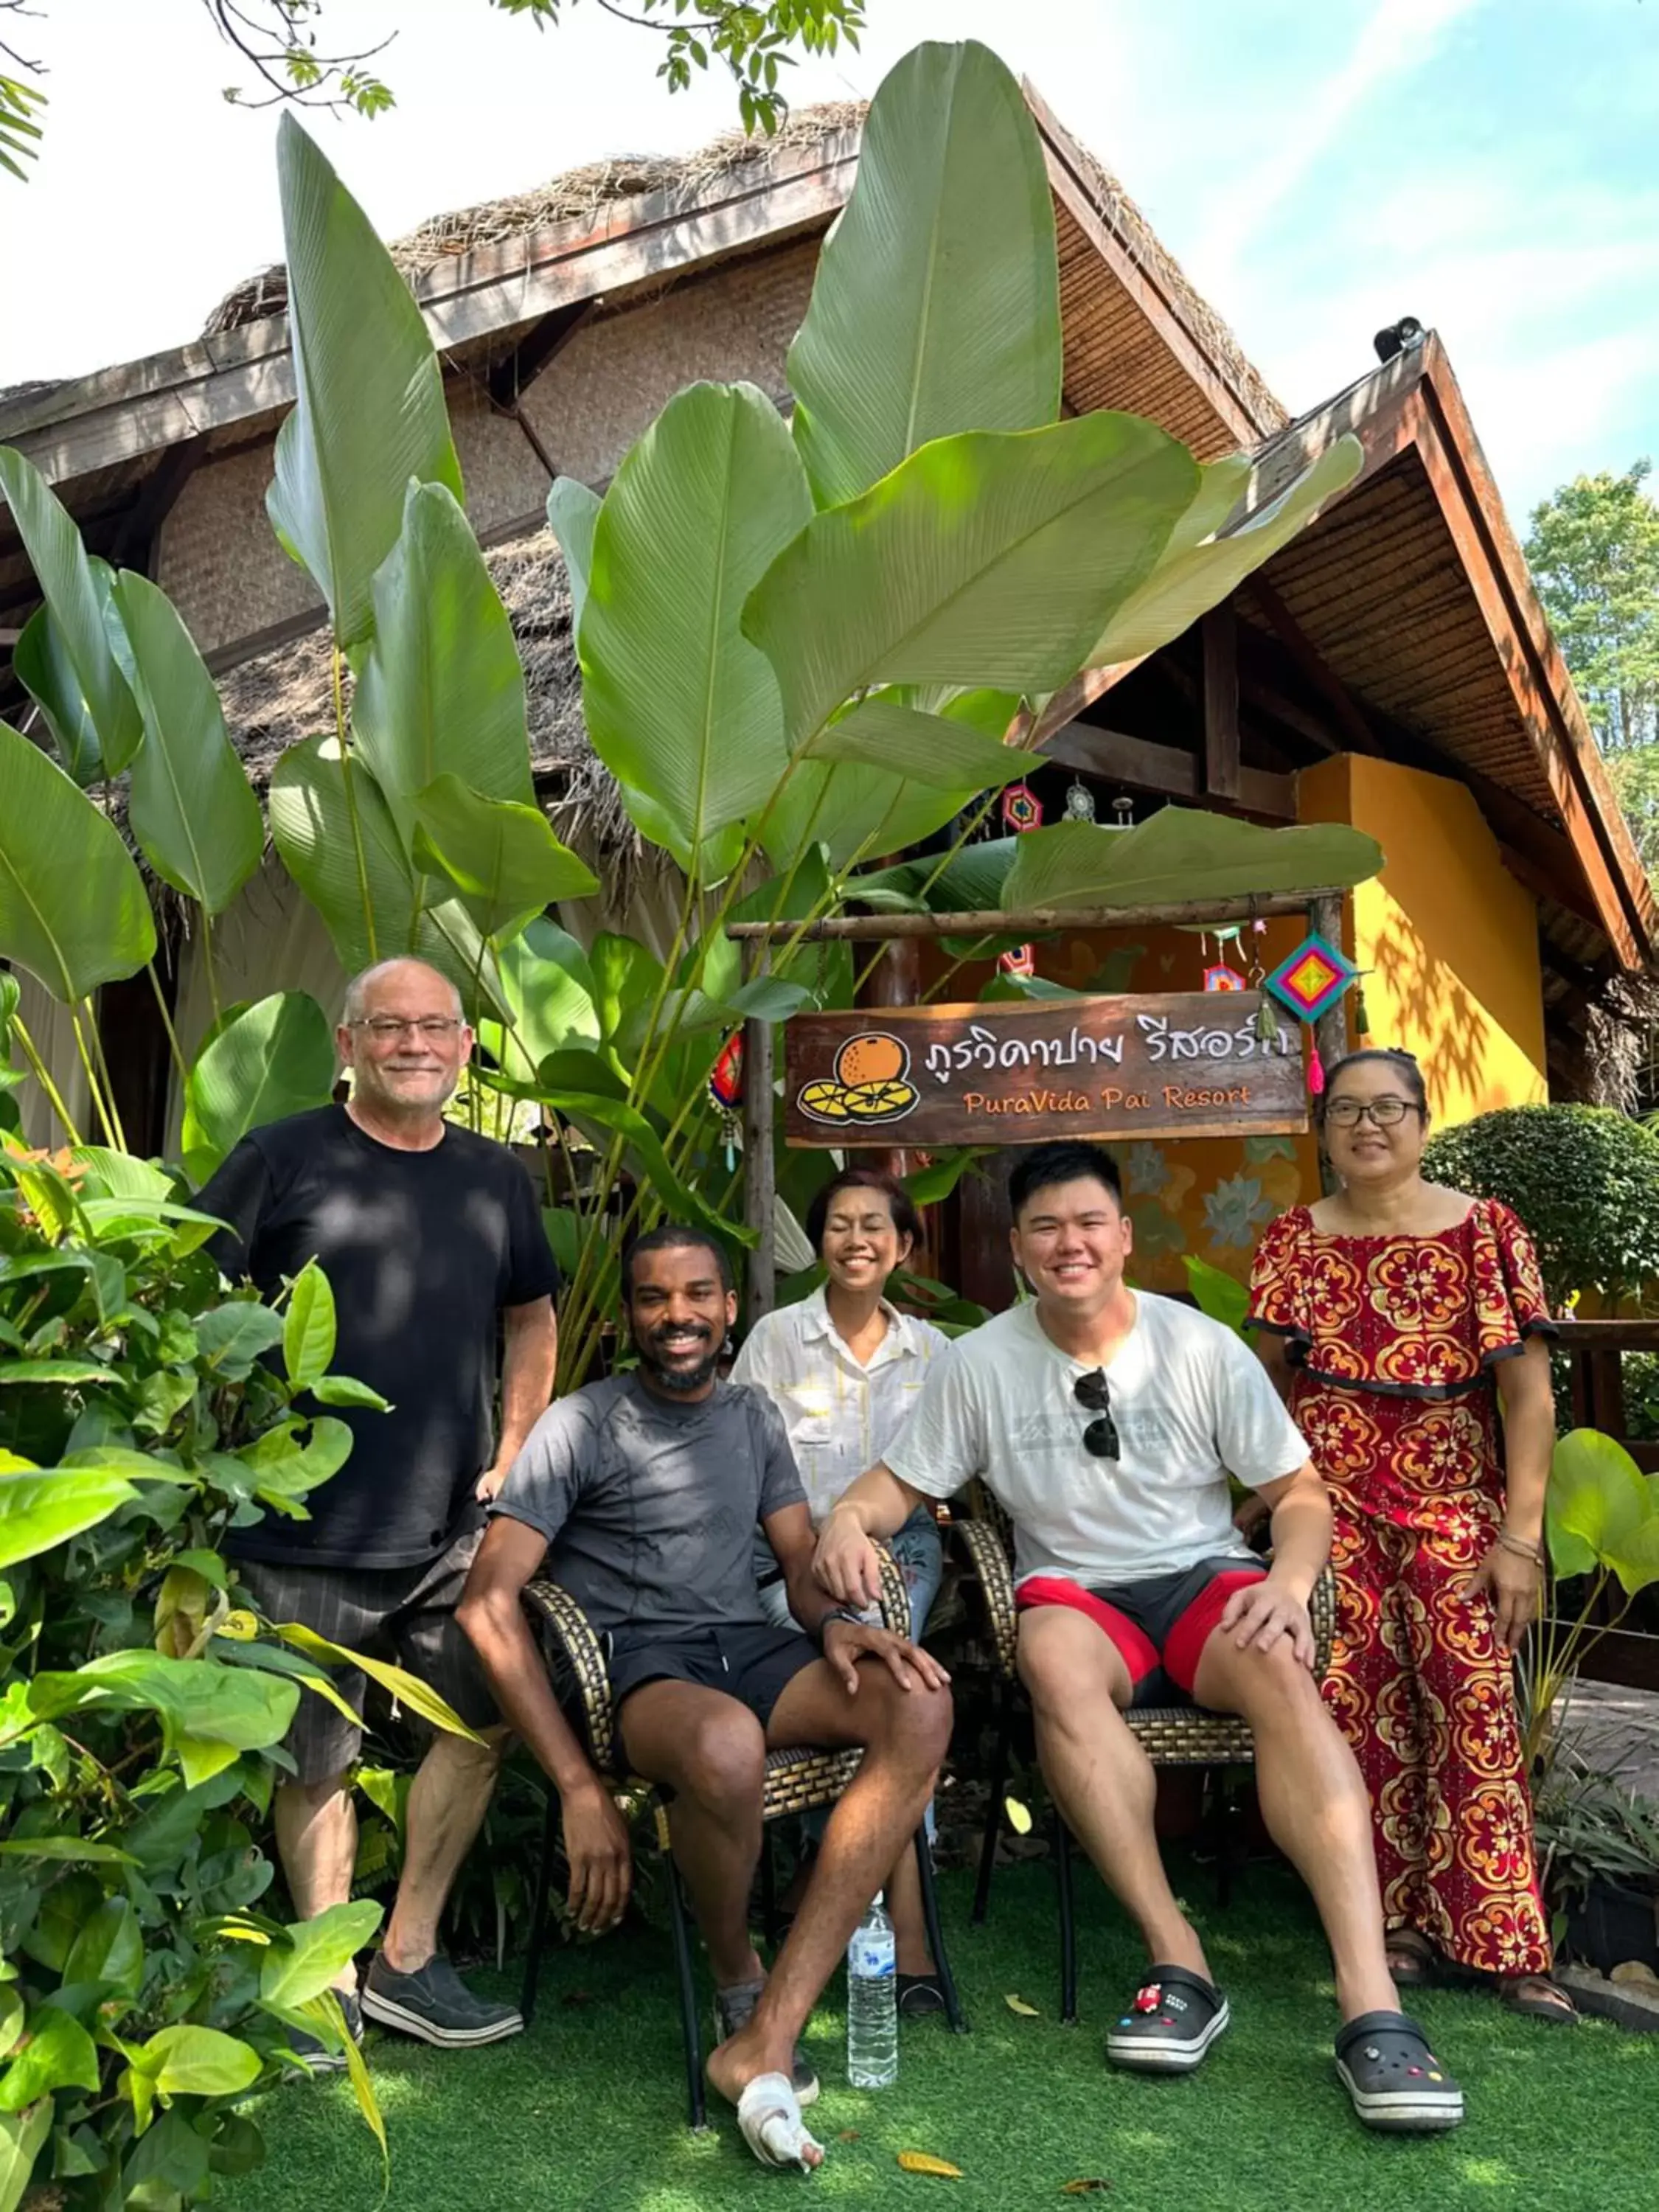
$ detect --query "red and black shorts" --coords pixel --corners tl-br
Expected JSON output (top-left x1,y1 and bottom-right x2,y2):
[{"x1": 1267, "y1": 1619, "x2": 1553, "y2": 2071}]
[{"x1": 1015, "y1": 1555, "x2": 1267, "y2": 1701}]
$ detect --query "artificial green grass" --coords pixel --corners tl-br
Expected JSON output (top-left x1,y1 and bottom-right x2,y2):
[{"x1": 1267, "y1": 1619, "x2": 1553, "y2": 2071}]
[{"x1": 224, "y1": 1861, "x2": 1653, "y2": 2212}]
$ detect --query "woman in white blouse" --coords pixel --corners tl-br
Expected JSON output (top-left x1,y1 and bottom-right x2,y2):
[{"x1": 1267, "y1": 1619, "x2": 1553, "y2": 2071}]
[{"x1": 732, "y1": 1166, "x2": 948, "y2": 2011}]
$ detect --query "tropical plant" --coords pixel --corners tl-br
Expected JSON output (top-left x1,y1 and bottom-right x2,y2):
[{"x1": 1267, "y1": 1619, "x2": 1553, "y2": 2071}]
[
  {"x1": 1423, "y1": 1105, "x2": 1659, "y2": 1311},
  {"x1": 0, "y1": 1138, "x2": 492, "y2": 2208},
  {"x1": 0, "y1": 35, "x2": 1374, "y2": 1395},
  {"x1": 1519, "y1": 1427, "x2": 1659, "y2": 1774}
]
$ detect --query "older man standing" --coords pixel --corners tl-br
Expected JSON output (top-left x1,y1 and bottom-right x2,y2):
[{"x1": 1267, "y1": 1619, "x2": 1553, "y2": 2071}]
[{"x1": 200, "y1": 957, "x2": 560, "y2": 2056}]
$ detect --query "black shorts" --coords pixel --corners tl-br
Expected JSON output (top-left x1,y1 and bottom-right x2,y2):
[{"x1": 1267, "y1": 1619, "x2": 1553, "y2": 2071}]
[
  {"x1": 605, "y1": 1621, "x2": 820, "y2": 1732},
  {"x1": 234, "y1": 1526, "x2": 498, "y2": 1785},
  {"x1": 1016, "y1": 1555, "x2": 1268, "y2": 1702}
]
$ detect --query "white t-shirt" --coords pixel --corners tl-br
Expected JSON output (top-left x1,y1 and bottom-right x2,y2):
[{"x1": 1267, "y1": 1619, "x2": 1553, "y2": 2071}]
[{"x1": 885, "y1": 1294, "x2": 1310, "y2": 1588}]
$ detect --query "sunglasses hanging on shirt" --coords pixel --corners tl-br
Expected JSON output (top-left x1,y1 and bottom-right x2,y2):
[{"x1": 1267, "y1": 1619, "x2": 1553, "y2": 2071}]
[{"x1": 1073, "y1": 1368, "x2": 1120, "y2": 1461}]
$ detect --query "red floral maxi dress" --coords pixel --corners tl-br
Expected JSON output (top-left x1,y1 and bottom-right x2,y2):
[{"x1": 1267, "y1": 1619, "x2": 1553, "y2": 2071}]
[{"x1": 1247, "y1": 1197, "x2": 1556, "y2": 1977}]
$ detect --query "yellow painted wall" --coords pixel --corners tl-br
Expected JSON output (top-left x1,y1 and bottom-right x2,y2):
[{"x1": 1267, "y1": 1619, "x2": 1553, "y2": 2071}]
[{"x1": 1298, "y1": 755, "x2": 1548, "y2": 1124}]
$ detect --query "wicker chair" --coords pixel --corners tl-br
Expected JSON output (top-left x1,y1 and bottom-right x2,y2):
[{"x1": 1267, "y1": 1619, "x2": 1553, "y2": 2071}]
[
  {"x1": 517, "y1": 1543, "x2": 967, "y2": 2129},
  {"x1": 950, "y1": 1512, "x2": 1337, "y2": 2023}
]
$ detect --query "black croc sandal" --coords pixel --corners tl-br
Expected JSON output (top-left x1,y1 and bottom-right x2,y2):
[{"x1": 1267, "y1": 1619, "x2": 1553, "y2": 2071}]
[
  {"x1": 1335, "y1": 2011, "x2": 1464, "y2": 2133},
  {"x1": 1106, "y1": 1965, "x2": 1230, "y2": 2074}
]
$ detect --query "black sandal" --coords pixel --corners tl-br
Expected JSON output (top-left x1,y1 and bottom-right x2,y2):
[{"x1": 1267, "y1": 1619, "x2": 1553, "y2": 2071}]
[
  {"x1": 1335, "y1": 2011, "x2": 1464, "y2": 2132},
  {"x1": 1105, "y1": 1965, "x2": 1229, "y2": 2074},
  {"x1": 897, "y1": 1971, "x2": 946, "y2": 2017}
]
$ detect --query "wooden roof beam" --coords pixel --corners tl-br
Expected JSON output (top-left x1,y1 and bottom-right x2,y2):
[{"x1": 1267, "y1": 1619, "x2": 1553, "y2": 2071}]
[{"x1": 1041, "y1": 716, "x2": 1293, "y2": 820}]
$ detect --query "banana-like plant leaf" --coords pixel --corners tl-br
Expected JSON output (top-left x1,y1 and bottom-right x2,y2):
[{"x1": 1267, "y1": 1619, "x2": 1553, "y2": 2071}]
[
  {"x1": 762, "y1": 756, "x2": 993, "y2": 874},
  {"x1": 1085, "y1": 437, "x2": 1365, "y2": 669},
  {"x1": 185, "y1": 992, "x2": 336, "y2": 1176},
  {"x1": 352, "y1": 481, "x2": 533, "y2": 849},
  {"x1": 852, "y1": 834, "x2": 1020, "y2": 914},
  {"x1": 540, "y1": 1088, "x2": 751, "y2": 1248},
  {"x1": 0, "y1": 448, "x2": 142, "y2": 773},
  {"x1": 787, "y1": 39, "x2": 1061, "y2": 508},
  {"x1": 410, "y1": 774, "x2": 598, "y2": 943},
  {"x1": 802, "y1": 698, "x2": 1029, "y2": 791},
  {"x1": 1548, "y1": 1428, "x2": 1659, "y2": 1596},
  {"x1": 999, "y1": 807, "x2": 1384, "y2": 914},
  {"x1": 0, "y1": 719, "x2": 156, "y2": 1001},
  {"x1": 13, "y1": 602, "x2": 102, "y2": 785},
  {"x1": 268, "y1": 737, "x2": 493, "y2": 1006},
  {"x1": 266, "y1": 115, "x2": 463, "y2": 647},
  {"x1": 105, "y1": 571, "x2": 265, "y2": 914},
  {"x1": 546, "y1": 474, "x2": 599, "y2": 638},
  {"x1": 484, "y1": 917, "x2": 599, "y2": 1084},
  {"x1": 582, "y1": 382, "x2": 809, "y2": 868},
  {"x1": 745, "y1": 415, "x2": 1198, "y2": 748}
]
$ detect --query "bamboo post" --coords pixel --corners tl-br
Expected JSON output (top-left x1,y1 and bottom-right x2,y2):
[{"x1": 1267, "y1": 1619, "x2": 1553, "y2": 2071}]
[{"x1": 741, "y1": 941, "x2": 776, "y2": 1330}]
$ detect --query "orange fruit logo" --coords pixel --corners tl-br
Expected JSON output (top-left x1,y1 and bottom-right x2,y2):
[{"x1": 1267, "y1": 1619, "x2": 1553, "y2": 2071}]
[{"x1": 798, "y1": 1032, "x2": 919, "y2": 1129}]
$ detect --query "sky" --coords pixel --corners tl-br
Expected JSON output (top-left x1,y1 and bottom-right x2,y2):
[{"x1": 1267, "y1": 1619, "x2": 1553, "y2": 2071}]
[{"x1": 1, "y1": 0, "x2": 1655, "y2": 527}]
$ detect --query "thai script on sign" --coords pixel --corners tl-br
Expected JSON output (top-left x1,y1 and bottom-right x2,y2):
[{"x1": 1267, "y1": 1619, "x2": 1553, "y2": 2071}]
[{"x1": 922, "y1": 1012, "x2": 1294, "y2": 1083}]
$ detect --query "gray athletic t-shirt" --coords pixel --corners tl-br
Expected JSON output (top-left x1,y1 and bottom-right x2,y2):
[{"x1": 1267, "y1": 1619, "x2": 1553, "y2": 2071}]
[{"x1": 490, "y1": 1373, "x2": 807, "y2": 1635}]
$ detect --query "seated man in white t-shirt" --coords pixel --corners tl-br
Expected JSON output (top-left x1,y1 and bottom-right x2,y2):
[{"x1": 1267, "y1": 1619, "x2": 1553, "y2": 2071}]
[{"x1": 813, "y1": 1140, "x2": 1464, "y2": 2137}]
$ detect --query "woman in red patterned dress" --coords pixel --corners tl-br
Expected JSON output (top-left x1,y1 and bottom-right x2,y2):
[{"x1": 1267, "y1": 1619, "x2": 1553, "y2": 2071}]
[{"x1": 1248, "y1": 1048, "x2": 1573, "y2": 2020}]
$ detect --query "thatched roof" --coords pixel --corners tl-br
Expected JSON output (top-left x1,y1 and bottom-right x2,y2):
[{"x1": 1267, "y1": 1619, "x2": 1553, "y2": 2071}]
[
  {"x1": 204, "y1": 102, "x2": 869, "y2": 335},
  {"x1": 210, "y1": 524, "x2": 648, "y2": 888}
]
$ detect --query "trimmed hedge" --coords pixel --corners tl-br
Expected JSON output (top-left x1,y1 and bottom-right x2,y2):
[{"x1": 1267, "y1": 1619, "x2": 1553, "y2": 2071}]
[{"x1": 1423, "y1": 1103, "x2": 1659, "y2": 1307}]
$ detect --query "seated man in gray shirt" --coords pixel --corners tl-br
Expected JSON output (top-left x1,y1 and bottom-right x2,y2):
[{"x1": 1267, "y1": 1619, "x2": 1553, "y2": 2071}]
[{"x1": 459, "y1": 1225, "x2": 950, "y2": 2174}]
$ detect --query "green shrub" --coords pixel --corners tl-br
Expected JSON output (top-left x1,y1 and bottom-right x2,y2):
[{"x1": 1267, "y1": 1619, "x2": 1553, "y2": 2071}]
[
  {"x1": 1422, "y1": 1104, "x2": 1659, "y2": 1307},
  {"x1": 0, "y1": 1140, "x2": 420, "y2": 2209}
]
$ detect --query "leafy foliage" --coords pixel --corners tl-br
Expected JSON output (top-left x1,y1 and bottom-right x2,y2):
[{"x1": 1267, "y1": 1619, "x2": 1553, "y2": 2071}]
[
  {"x1": 1526, "y1": 461, "x2": 1659, "y2": 755},
  {"x1": 0, "y1": 1146, "x2": 463, "y2": 2205},
  {"x1": 1422, "y1": 1104, "x2": 1659, "y2": 1307}
]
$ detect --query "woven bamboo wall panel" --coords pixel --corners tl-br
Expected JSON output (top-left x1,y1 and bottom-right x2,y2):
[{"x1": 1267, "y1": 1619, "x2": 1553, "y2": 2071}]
[
  {"x1": 447, "y1": 378, "x2": 550, "y2": 535},
  {"x1": 517, "y1": 239, "x2": 820, "y2": 487},
  {"x1": 156, "y1": 439, "x2": 321, "y2": 653}
]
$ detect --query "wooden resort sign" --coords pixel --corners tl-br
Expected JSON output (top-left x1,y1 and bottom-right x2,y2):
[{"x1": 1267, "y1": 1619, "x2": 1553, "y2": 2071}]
[{"x1": 783, "y1": 993, "x2": 1308, "y2": 1148}]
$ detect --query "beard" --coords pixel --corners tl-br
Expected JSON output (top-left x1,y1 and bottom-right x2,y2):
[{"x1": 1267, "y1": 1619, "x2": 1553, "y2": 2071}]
[{"x1": 634, "y1": 1321, "x2": 720, "y2": 1394}]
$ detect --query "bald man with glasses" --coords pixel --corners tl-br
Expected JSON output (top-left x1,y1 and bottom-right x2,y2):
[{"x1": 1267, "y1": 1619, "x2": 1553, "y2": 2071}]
[
  {"x1": 198, "y1": 958, "x2": 559, "y2": 2060},
  {"x1": 813, "y1": 1139, "x2": 1465, "y2": 2135}
]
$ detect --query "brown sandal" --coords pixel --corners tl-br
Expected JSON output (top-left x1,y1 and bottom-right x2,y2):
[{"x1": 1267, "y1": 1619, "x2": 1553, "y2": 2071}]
[
  {"x1": 1385, "y1": 1930, "x2": 1438, "y2": 1988},
  {"x1": 1498, "y1": 1975, "x2": 1578, "y2": 2023}
]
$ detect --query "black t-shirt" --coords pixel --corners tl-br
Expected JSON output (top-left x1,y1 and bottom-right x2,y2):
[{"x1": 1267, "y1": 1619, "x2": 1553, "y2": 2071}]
[{"x1": 199, "y1": 1105, "x2": 560, "y2": 1570}]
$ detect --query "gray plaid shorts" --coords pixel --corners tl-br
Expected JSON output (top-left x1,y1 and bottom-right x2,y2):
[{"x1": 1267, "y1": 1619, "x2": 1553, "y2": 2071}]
[{"x1": 233, "y1": 1526, "x2": 498, "y2": 1785}]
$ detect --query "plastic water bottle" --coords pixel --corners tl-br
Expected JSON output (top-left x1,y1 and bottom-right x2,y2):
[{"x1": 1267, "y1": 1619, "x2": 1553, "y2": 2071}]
[{"x1": 846, "y1": 1892, "x2": 898, "y2": 2089}]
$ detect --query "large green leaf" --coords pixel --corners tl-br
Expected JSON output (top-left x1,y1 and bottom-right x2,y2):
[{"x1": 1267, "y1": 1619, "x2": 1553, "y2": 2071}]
[
  {"x1": 0, "y1": 2099, "x2": 51, "y2": 2212},
  {"x1": 744, "y1": 415, "x2": 1199, "y2": 748},
  {"x1": 852, "y1": 835, "x2": 1019, "y2": 914},
  {"x1": 0, "y1": 719, "x2": 156, "y2": 1001},
  {"x1": 0, "y1": 2006, "x2": 99, "y2": 2110},
  {"x1": 484, "y1": 917, "x2": 599, "y2": 1085},
  {"x1": 802, "y1": 698, "x2": 1029, "y2": 791},
  {"x1": 762, "y1": 755, "x2": 988, "y2": 874},
  {"x1": 29, "y1": 1651, "x2": 298, "y2": 1787},
  {"x1": 257, "y1": 1899, "x2": 383, "y2": 2018},
  {"x1": 0, "y1": 448, "x2": 142, "y2": 775},
  {"x1": 266, "y1": 115, "x2": 463, "y2": 647},
  {"x1": 546, "y1": 475, "x2": 599, "y2": 638},
  {"x1": 411, "y1": 775, "x2": 598, "y2": 943},
  {"x1": 13, "y1": 602, "x2": 101, "y2": 785},
  {"x1": 999, "y1": 806, "x2": 1384, "y2": 913},
  {"x1": 582, "y1": 382, "x2": 810, "y2": 869},
  {"x1": 787, "y1": 40, "x2": 1061, "y2": 508},
  {"x1": 0, "y1": 1468, "x2": 140, "y2": 1571},
  {"x1": 283, "y1": 1259, "x2": 337, "y2": 1392},
  {"x1": 1549, "y1": 1427, "x2": 1659, "y2": 1596},
  {"x1": 351, "y1": 481, "x2": 533, "y2": 848},
  {"x1": 268, "y1": 737, "x2": 492, "y2": 1004},
  {"x1": 184, "y1": 991, "x2": 335, "y2": 1175},
  {"x1": 130, "y1": 2025, "x2": 262, "y2": 2101},
  {"x1": 106, "y1": 571, "x2": 264, "y2": 914},
  {"x1": 1085, "y1": 437, "x2": 1365, "y2": 669}
]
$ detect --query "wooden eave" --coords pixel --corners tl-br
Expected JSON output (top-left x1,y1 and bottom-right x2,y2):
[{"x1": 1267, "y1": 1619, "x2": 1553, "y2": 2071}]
[{"x1": 1225, "y1": 335, "x2": 1655, "y2": 972}]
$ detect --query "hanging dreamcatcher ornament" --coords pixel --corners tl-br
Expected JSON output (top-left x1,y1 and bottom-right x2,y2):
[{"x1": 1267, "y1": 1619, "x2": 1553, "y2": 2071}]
[
  {"x1": 1194, "y1": 922, "x2": 1246, "y2": 993},
  {"x1": 998, "y1": 943, "x2": 1036, "y2": 979},
  {"x1": 1001, "y1": 782, "x2": 1043, "y2": 834},
  {"x1": 1263, "y1": 932, "x2": 1361, "y2": 1097},
  {"x1": 708, "y1": 1031, "x2": 744, "y2": 1170},
  {"x1": 1063, "y1": 778, "x2": 1096, "y2": 823}
]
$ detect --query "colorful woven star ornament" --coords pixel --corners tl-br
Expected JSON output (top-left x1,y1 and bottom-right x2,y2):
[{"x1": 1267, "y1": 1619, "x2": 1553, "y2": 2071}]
[{"x1": 1263, "y1": 932, "x2": 1358, "y2": 1023}]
